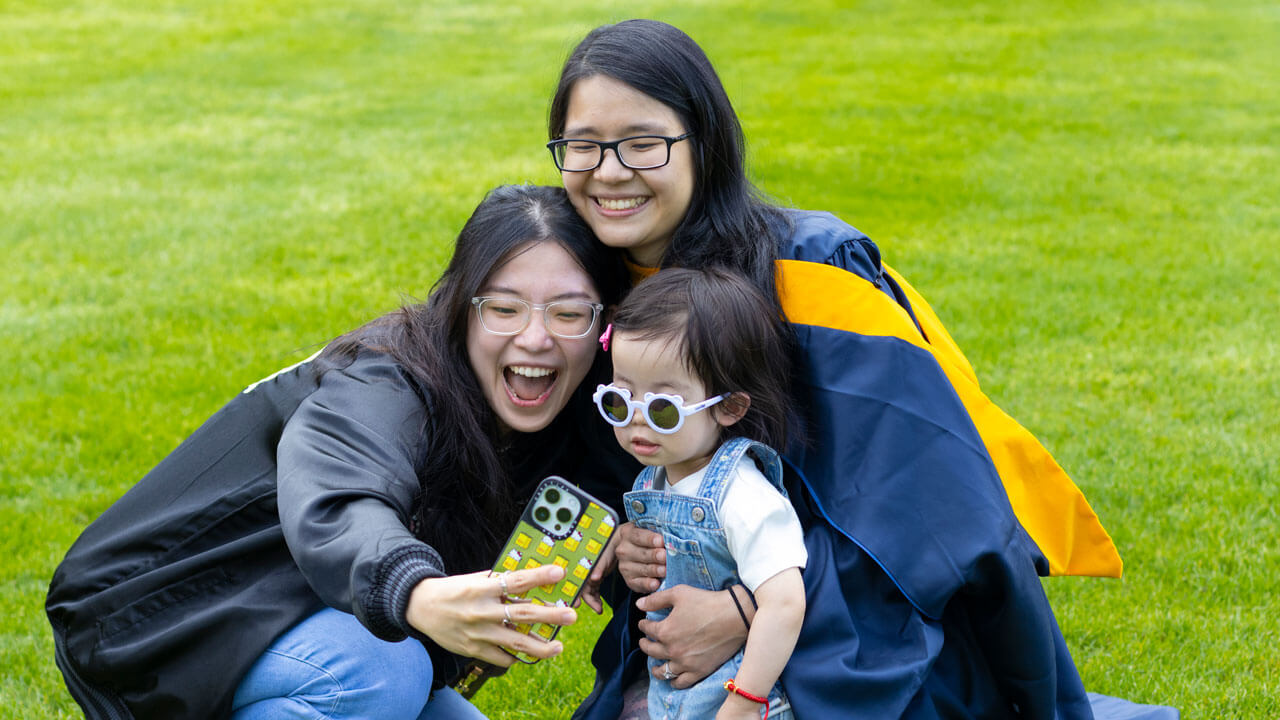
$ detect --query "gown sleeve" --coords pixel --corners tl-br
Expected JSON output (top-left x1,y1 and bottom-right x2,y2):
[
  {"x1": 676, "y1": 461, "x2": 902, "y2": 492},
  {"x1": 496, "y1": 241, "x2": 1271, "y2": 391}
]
[{"x1": 776, "y1": 210, "x2": 1094, "y2": 718}]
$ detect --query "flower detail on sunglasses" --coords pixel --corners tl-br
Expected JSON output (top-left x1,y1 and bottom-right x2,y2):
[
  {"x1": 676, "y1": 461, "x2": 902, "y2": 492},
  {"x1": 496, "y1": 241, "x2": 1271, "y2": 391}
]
[{"x1": 592, "y1": 384, "x2": 730, "y2": 435}]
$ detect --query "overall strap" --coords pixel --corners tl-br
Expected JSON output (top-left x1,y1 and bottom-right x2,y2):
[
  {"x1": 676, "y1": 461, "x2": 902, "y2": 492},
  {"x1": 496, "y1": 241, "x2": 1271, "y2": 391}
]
[
  {"x1": 697, "y1": 437, "x2": 786, "y2": 508},
  {"x1": 631, "y1": 464, "x2": 660, "y2": 492}
]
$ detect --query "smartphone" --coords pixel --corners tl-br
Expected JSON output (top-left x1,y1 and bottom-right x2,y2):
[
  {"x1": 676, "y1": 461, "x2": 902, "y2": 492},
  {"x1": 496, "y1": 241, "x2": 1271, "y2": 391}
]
[{"x1": 453, "y1": 476, "x2": 618, "y2": 696}]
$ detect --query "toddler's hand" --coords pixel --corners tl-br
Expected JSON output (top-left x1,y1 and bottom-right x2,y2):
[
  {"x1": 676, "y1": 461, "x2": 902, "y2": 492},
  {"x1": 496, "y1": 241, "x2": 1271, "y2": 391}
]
[{"x1": 715, "y1": 694, "x2": 766, "y2": 720}]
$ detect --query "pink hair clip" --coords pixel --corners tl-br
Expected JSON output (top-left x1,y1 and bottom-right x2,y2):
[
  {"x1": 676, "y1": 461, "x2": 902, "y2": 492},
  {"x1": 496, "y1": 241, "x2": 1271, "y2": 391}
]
[{"x1": 599, "y1": 323, "x2": 613, "y2": 351}]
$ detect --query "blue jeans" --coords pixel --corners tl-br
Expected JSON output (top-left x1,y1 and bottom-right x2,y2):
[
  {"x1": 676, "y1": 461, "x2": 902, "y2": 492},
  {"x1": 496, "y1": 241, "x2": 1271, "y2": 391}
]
[{"x1": 232, "y1": 607, "x2": 488, "y2": 720}]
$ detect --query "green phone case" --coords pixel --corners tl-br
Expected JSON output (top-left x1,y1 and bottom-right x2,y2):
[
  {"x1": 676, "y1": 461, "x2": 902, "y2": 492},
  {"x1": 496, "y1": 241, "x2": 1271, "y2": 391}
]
[
  {"x1": 453, "y1": 477, "x2": 618, "y2": 698},
  {"x1": 493, "y1": 475, "x2": 618, "y2": 662}
]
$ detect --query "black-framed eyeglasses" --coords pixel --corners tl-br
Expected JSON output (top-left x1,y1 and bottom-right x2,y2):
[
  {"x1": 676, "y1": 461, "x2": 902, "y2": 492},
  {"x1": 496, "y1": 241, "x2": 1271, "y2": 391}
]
[
  {"x1": 547, "y1": 133, "x2": 693, "y2": 172},
  {"x1": 471, "y1": 296, "x2": 603, "y2": 339}
]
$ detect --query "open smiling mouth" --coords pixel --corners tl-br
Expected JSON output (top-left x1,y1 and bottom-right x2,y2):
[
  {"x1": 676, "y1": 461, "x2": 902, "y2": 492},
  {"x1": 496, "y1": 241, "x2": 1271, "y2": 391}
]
[
  {"x1": 595, "y1": 197, "x2": 649, "y2": 211},
  {"x1": 504, "y1": 365, "x2": 557, "y2": 406}
]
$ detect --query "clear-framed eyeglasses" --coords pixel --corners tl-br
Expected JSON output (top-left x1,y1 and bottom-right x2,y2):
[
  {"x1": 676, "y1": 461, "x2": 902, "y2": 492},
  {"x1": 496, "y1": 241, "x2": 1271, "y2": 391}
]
[
  {"x1": 592, "y1": 383, "x2": 731, "y2": 435},
  {"x1": 547, "y1": 133, "x2": 693, "y2": 173},
  {"x1": 470, "y1": 296, "x2": 603, "y2": 339}
]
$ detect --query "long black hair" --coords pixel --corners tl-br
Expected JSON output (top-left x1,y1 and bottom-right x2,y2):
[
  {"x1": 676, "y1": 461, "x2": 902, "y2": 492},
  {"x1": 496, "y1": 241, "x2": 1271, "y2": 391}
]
[
  {"x1": 324, "y1": 185, "x2": 627, "y2": 570},
  {"x1": 548, "y1": 19, "x2": 788, "y2": 309},
  {"x1": 609, "y1": 267, "x2": 795, "y2": 450}
]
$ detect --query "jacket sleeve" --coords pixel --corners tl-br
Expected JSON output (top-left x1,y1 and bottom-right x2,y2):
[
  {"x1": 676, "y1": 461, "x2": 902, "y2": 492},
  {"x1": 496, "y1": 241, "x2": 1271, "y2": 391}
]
[{"x1": 276, "y1": 350, "x2": 444, "y2": 641}]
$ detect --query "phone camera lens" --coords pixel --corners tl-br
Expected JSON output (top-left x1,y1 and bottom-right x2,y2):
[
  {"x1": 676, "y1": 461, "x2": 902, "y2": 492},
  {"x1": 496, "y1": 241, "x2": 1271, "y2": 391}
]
[
  {"x1": 556, "y1": 508, "x2": 573, "y2": 523},
  {"x1": 545, "y1": 488, "x2": 561, "y2": 503},
  {"x1": 534, "y1": 506, "x2": 551, "y2": 523}
]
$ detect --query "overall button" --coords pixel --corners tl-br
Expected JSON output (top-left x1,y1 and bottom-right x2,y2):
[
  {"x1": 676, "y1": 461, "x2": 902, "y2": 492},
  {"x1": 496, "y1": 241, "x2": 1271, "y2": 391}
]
[
  {"x1": 630, "y1": 499, "x2": 646, "y2": 515},
  {"x1": 691, "y1": 507, "x2": 705, "y2": 523}
]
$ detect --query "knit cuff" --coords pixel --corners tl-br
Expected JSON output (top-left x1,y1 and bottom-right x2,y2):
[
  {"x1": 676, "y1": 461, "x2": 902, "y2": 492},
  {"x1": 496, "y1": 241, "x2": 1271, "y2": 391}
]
[{"x1": 365, "y1": 544, "x2": 446, "y2": 641}]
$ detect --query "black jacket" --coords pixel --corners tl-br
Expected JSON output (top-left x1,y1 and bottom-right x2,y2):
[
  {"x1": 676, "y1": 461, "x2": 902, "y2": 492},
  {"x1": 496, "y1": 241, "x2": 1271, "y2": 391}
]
[{"x1": 46, "y1": 348, "x2": 632, "y2": 720}]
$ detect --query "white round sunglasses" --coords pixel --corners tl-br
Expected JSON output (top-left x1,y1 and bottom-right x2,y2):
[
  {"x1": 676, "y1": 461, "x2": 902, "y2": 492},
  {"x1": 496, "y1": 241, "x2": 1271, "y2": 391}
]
[{"x1": 592, "y1": 383, "x2": 730, "y2": 434}]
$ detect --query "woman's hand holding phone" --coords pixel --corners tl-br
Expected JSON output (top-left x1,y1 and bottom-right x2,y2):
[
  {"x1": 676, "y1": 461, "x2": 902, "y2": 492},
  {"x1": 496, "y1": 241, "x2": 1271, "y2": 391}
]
[
  {"x1": 406, "y1": 566, "x2": 577, "y2": 667},
  {"x1": 579, "y1": 535, "x2": 616, "y2": 614}
]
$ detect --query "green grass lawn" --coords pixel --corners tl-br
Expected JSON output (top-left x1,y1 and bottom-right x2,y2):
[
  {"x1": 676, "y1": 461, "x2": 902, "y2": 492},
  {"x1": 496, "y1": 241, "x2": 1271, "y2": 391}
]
[{"x1": 4, "y1": 0, "x2": 1277, "y2": 717}]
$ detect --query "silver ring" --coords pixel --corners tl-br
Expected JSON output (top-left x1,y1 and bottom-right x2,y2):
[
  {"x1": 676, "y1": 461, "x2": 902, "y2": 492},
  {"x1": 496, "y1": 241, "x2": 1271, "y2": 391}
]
[
  {"x1": 498, "y1": 573, "x2": 509, "y2": 596},
  {"x1": 662, "y1": 663, "x2": 676, "y2": 681},
  {"x1": 503, "y1": 604, "x2": 514, "y2": 626}
]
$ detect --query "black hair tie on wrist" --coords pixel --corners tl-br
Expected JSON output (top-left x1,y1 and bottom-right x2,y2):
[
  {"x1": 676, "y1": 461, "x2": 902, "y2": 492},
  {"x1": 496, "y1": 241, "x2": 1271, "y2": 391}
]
[{"x1": 728, "y1": 585, "x2": 751, "y2": 630}]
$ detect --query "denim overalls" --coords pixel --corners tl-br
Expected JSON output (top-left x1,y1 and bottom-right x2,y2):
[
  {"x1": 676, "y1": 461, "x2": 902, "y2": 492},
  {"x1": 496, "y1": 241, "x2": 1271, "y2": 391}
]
[{"x1": 623, "y1": 437, "x2": 795, "y2": 720}]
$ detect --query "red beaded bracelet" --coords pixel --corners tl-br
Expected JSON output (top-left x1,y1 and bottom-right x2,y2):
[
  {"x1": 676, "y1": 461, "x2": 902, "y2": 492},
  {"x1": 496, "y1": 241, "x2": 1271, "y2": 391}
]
[{"x1": 723, "y1": 679, "x2": 770, "y2": 719}]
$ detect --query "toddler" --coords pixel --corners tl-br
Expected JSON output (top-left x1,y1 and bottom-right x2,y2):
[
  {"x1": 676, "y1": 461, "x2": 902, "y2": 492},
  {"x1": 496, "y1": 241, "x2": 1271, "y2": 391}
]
[{"x1": 594, "y1": 268, "x2": 805, "y2": 720}]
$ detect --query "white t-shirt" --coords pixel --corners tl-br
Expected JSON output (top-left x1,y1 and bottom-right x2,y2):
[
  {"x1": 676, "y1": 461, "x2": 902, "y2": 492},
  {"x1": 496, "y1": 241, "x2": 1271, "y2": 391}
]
[{"x1": 658, "y1": 455, "x2": 807, "y2": 592}]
